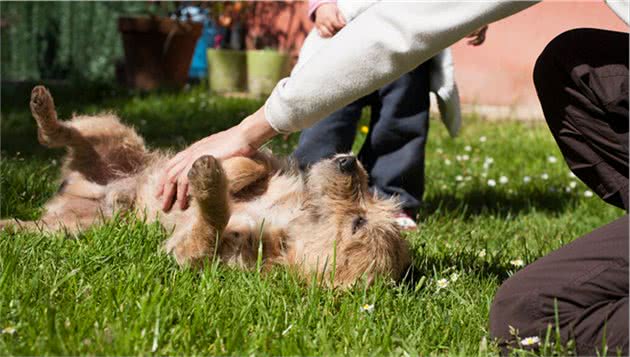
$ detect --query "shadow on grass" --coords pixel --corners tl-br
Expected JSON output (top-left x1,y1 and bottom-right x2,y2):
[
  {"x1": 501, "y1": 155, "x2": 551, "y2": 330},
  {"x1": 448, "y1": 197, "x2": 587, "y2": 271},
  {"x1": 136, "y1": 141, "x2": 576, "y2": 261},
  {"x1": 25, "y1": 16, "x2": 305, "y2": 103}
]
[{"x1": 420, "y1": 187, "x2": 579, "y2": 219}]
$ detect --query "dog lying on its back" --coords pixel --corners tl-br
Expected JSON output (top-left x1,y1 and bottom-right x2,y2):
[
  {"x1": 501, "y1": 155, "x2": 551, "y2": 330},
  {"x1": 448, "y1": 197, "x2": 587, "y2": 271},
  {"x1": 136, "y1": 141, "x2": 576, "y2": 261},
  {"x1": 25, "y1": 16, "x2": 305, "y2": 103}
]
[{"x1": 1, "y1": 86, "x2": 411, "y2": 287}]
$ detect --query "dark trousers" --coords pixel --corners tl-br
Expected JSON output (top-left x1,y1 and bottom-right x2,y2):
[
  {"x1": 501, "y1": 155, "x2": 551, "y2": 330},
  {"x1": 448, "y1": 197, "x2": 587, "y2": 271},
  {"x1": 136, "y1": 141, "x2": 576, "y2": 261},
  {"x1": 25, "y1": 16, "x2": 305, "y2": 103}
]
[
  {"x1": 293, "y1": 63, "x2": 431, "y2": 213},
  {"x1": 490, "y1": 28, "x2": 629, "y2": 355}
]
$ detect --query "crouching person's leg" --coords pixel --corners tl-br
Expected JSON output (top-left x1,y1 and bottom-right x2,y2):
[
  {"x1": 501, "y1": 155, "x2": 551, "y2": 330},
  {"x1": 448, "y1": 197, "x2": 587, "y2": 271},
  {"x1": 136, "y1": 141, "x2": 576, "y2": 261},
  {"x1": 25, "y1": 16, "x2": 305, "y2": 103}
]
[
  {"x1": 489, "y1": 215, "x2": 629, "y2": 355},
  {"x1": 533, "y1": 28, "x2": 629, "y2": 211}
]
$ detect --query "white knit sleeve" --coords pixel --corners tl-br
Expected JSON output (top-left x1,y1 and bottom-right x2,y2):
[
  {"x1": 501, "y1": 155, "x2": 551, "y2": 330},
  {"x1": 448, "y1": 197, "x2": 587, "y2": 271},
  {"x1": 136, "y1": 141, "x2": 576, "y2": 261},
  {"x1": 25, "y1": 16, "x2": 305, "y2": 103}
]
[{"x1": 264, "y1": 1, "x2": 537, "y2": 133}]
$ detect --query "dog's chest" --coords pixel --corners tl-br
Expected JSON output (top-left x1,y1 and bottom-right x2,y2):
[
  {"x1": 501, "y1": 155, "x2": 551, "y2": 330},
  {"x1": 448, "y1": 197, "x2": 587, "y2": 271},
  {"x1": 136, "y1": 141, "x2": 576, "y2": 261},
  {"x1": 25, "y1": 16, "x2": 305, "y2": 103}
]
[{"x1": 229, "y1": 174, "x2": 303, "y2": 230}]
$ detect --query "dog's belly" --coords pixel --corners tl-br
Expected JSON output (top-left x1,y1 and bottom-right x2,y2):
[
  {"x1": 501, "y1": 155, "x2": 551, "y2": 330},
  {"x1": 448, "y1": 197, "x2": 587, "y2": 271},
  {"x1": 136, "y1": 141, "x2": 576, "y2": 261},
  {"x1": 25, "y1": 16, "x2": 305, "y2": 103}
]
[{"x1": 220, "y1": 173, "x2": 304, "y2": 268}]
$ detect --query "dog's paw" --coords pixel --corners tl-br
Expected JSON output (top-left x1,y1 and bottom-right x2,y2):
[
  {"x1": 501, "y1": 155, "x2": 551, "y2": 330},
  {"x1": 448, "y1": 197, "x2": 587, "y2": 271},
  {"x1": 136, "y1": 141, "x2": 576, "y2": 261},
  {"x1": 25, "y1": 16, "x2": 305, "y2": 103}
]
[
  {"x1": 188, "y1": 155, "x2": 227, "y2": 200},
  {"x1": 171, "y1": 237, "x2": 212, "y2": 269},
  {"x1": 30, "y1": 86, "x2": 56, "y2": 124}
]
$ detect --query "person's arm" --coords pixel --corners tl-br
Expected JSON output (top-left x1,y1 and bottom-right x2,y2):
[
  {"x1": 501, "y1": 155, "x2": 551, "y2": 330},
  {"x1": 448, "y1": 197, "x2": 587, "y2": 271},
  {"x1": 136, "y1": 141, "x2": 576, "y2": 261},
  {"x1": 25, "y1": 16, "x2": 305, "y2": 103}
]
[
  {"x1": 265, "y1": 1, "x2": 537, "y2": 133},
  {"x1": 158, "y1": 1, "x2": 537, "y2": 211}
]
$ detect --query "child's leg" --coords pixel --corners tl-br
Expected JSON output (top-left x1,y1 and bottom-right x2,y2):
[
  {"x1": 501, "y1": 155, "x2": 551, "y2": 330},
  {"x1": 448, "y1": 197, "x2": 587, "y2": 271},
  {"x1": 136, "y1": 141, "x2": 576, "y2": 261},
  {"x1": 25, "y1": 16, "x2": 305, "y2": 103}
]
[
  {"x1": 359, "y1": 62, "x2": 431, "y2": 214},
  {"x1": 293, "y1": 96, "x2": 370, "y2": 170}
]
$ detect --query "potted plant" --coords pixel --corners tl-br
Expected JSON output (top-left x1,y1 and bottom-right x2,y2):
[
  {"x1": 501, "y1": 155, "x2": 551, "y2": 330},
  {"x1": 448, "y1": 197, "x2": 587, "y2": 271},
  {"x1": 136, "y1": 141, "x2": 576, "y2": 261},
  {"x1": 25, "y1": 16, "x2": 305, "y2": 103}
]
[
  {"x1": 117, "y1": 2, "x2": 202, "y2": 90},
  {"x1": 244, "y1": 2, "x2": 292, "y2": 96},
  {"x1": 206, "y1": 2, "x2": 248, "y2": 93}
]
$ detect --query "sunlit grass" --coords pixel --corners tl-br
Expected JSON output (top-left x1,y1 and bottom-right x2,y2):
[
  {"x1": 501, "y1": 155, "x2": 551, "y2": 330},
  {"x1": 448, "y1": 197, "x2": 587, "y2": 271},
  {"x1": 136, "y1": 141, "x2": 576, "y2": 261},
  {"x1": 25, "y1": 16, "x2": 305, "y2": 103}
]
[{"x1": 0, "y1": 85, "x2": 623, "y2": 355}]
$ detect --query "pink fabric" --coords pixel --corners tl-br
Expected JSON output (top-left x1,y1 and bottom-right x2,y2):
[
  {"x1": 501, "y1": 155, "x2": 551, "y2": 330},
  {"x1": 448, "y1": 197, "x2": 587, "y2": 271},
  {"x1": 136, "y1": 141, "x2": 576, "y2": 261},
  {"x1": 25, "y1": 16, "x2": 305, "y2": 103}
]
[{"x1": 308, "y1": 0, "x2": 337, "y2": 21}]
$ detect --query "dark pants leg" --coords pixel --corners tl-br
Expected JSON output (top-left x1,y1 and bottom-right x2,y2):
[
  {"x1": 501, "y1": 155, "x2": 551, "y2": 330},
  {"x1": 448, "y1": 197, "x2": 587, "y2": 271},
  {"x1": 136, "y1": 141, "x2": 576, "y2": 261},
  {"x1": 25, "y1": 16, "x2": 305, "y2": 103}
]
[
  {"x1": 490, "y1": 215, "x2": 628, "y2": 355},
  {"x1": 293, "y1": 96, "x2": 367, "y2": 170},
  {"x1": 534, "y1": 28, "x2": 629, "y2": 210},
  {"x1": 359, "y1": 63, "x2": 431, "y2": 213},
  {"x1": 489, "y1": 28, "x2": 629, "y2": 355}
]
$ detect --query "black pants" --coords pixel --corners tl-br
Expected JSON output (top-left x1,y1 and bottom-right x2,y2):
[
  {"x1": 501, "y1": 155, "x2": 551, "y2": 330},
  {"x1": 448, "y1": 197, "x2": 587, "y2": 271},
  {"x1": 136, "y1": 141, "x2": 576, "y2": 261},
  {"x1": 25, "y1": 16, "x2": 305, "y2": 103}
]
[
  {"x1": 490, "y1": 29, "x2": 629, "y2": 355},
  {"x1": 293, "y1": 63, "x2": 430, "y2": 213}
]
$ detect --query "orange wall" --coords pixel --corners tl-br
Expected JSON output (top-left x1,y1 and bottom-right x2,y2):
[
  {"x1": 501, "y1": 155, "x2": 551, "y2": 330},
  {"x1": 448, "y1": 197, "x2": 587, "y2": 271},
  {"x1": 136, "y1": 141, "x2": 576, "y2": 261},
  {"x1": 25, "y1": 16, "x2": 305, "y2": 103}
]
[{"x1": 253, "y1": 1, "x2": 628, "y2": 114}]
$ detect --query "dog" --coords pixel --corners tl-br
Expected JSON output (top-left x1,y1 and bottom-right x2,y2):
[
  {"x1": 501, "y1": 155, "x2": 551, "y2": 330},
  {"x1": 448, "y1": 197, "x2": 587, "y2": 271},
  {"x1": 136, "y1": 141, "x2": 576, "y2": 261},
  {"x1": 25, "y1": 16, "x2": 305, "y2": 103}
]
[{"x1": 0, "y1": 86, "x2": 411, "y2": 287}]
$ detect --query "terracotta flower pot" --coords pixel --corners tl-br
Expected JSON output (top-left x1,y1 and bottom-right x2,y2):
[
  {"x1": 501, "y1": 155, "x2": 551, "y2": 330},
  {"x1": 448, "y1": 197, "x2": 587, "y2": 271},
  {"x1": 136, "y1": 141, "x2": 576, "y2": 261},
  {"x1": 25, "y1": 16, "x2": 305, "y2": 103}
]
[{"x1": 118, "y1": 16, "x2": 202, "y2": 90}]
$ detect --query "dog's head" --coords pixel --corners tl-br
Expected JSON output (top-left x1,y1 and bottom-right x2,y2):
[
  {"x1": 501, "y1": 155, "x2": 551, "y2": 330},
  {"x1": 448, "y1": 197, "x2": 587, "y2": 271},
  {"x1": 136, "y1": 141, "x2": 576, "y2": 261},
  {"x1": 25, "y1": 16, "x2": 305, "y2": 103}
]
[{"x1": 295, "y1": 154, "x2": 411, "y2": 288}]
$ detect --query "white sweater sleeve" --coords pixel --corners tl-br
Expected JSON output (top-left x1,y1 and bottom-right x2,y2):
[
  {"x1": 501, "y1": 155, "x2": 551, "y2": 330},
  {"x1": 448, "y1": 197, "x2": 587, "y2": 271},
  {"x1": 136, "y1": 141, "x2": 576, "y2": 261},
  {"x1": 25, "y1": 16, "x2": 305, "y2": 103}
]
[{"x1": 264, "y1": 1, "x2": 537, "y2": 133}]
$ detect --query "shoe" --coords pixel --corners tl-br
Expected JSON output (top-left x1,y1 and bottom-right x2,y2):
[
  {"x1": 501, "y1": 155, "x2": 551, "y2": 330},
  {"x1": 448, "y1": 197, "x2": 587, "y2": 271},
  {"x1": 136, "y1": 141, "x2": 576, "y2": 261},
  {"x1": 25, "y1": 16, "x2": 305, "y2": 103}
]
[{"x1": 395, "y1": 210, "x2": 417, "y2": 231}]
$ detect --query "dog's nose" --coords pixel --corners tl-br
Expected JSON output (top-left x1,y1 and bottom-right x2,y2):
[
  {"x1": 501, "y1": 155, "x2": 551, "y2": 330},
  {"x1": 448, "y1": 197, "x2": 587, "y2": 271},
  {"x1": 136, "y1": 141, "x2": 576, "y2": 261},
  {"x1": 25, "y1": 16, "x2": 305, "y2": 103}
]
[{"x1": 336, "y1": 156, "x2": 357, "y2": 173}]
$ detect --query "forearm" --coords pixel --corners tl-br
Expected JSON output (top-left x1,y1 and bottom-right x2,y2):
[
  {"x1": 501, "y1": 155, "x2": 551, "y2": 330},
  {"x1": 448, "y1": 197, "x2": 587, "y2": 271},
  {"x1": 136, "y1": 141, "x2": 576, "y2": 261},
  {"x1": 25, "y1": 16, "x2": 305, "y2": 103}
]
[{"x1": 264, "y1": 1, "x2": 537, "y2": 133}]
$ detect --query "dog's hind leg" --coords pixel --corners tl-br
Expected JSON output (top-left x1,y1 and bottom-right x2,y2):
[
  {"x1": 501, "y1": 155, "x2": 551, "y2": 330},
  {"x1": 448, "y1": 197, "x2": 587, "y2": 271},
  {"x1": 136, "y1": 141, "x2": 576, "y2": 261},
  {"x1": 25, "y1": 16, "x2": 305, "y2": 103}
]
[
  {"x1": 30, "y1": 86, "x2": 87, "y2": 148},
  {"x1": 30, "y1": 86, "x2": 149, "y2": 184},
  {"x1": 169, "y1": 155, "x2": 230, "y2": 267}
]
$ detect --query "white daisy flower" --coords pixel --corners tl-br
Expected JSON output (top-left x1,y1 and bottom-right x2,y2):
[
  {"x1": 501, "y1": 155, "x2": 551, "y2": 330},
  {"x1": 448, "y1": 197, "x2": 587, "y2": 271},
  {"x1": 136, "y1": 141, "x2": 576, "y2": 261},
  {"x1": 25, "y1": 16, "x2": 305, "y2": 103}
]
[
  {"x1": 523, "y1": 176, "x2": 531, "y2": 183},
  {"x1": 541, "y1": 173, "x2": 549, "y2": 180},
  {"x1": 455, "y1": 175, "x2": 464, "y2": 182},
  {"x1": 487, "y1": 179, "x2": 497, "y2": 187},
  {"x1": 479, "y1": 136, "x2": 487, "y2": 143},
  {"x1": 565, "y1": 187, "x2": 572, "y2": 193},
  {"x1": 360, "y1": 304, "x2": 375, "y2": 313},
  {"x1": 461, "y1": 154, "x2": 470, "y2": 161},
  {"x1": 478, "y1": 249, "x2": 487, "y2": 258},
  {"x1": 450, "y1": 272, "x2": 460, "y2": 282},
  {"x1": 484, "y1": 157, "x2": 494, "y2": 164},
  {"x1": 547, "y1": 156, "x2": 558, "y2": 164},
  {"x1": 569, "y1": 181, "x2": 577, "y2": 189},
  {"x1": 499, "y1": 176, "x2": 509, "y2": 184},
  {"x1": 1, "y1": 326, "x2": 16, "y2": 335},
  {"x1": 464, "y1": 145, "x2": 472, "y2": 152},
  {"x1": 510, "y1": 259, "x2": 525, "y2": 267},
  {"x1": 436, "y1": 148, "x2": 443, "y2": 154},
  {"x1": 520, "y1": 336, "x2": 541, "y2": 346},
  {"x1": 584, "y1": 190, "x2": 594, "y2": 198},
  {"x1": 436, "y1": 278, "x2": 449, "y2": 289},
  {"x1": 444, "y1": 159, "x2": 452, "y2": 166}
]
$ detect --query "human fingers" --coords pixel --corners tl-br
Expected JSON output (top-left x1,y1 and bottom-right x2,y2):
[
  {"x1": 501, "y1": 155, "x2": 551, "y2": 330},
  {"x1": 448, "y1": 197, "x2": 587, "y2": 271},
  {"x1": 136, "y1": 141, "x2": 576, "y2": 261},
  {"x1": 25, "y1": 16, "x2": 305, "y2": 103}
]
[
  {"x1": 336, "y1": 11, "x2": 346, "y2": 27},
  {"x1": 317, "y1": 24, "x2": 333, "y2": 38},
  {"x1": 161, "y1": 181, "x2": 177, "y2": 212},
  {"x1": 177, "y1": 174, "x2": 189, "y2": 210},
  {"x1": 156, "y1": 149, "x2": 189, "y2": 197}
]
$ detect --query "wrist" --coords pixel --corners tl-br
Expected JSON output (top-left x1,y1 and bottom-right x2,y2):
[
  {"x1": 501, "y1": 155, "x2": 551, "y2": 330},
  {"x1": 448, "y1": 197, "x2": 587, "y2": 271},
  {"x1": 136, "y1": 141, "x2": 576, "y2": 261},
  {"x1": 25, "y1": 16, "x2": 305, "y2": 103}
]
[{"x1": 238, "y1": 106, "x2": 278, "y2": 151}]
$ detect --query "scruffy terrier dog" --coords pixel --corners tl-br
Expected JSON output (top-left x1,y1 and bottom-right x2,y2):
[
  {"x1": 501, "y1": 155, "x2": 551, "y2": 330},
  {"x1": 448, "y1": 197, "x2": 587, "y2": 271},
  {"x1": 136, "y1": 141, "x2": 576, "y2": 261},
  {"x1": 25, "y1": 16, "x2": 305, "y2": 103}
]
[{"x1": 1, "y1": 86, "x2": 411, "y2": 287}]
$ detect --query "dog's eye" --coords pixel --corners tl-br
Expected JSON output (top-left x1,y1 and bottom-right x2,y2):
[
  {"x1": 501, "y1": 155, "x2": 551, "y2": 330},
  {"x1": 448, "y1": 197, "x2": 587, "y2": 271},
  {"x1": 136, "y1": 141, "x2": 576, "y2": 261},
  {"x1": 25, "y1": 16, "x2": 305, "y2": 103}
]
[{"x1": 351, "y1": 216, "x2": 367, "y2": 234}]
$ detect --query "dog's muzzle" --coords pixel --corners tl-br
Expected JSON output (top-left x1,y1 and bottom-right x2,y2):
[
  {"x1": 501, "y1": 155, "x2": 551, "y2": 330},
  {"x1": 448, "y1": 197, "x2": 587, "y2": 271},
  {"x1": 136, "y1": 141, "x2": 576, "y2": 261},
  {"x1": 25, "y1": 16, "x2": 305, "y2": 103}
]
[{"x1": 335, "y1": 156, "x2": 357, "y2": 174}]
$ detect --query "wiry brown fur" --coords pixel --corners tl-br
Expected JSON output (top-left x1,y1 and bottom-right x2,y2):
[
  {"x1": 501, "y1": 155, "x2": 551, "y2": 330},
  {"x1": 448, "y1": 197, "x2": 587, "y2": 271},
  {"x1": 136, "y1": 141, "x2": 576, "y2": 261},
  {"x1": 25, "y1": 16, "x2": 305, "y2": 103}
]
[{"x1": 1, "y1": 86, "x2": 411, "y2": 288}]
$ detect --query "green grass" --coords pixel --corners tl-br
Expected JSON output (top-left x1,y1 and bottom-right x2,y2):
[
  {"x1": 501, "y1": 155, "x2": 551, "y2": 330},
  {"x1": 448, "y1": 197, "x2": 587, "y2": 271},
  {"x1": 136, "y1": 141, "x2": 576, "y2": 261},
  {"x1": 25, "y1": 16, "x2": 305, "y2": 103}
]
[{"x1": 0, "y1": 84, "x2": 624, "y2": 355}]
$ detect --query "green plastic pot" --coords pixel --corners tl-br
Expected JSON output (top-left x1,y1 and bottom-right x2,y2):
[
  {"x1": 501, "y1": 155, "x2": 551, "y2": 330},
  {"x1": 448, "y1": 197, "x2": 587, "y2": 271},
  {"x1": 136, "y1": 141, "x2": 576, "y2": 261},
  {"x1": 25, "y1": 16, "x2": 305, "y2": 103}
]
[
  {"x1": 207, "y1": 49, "x2": 246, "y2": 93},
  {"x1": 246, "y1": 50, "x2": 289, "y2": 96}
]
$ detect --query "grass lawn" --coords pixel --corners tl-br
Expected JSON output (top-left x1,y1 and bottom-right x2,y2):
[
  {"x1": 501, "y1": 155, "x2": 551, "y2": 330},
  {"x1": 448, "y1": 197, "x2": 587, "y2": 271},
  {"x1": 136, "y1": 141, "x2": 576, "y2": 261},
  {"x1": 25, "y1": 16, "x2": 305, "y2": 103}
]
[{"x1": 0, "y1": 84, "x2": 624, "y2": 355}]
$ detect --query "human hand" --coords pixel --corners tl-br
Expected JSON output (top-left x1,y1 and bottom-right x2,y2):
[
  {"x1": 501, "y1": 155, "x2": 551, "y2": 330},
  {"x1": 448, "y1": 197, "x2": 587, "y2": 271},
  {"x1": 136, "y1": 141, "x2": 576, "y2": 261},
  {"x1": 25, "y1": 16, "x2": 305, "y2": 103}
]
[
  {"x1": 466, "y1": 25, "x2": 488, "y2": 46},
  {"x1": 156, "y1": 107, "x2": 277, "y2": 212},
  {"x1": 314, "y1": 3, "x2": 346, "y2": 38}
]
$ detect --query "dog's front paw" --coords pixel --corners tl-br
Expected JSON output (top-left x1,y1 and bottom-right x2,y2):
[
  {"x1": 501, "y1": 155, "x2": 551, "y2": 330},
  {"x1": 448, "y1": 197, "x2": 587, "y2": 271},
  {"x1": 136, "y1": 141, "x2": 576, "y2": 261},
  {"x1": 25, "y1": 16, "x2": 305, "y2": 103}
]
[{"x1": 188, "y1": 155, "x2": 227, "y2": 201}]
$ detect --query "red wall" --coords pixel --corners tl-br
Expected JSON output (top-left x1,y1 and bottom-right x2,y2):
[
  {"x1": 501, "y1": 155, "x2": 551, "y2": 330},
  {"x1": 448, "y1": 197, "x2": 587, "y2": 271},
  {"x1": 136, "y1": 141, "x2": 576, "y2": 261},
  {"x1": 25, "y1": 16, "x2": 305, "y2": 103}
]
[{"x1": 251, "y1": 1, "x2": 628, "y2": 117}]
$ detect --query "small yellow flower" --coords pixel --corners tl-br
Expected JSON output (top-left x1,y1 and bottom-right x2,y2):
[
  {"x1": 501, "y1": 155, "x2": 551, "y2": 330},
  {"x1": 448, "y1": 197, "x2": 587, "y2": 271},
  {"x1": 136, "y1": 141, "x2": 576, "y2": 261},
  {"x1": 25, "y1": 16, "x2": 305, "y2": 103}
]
[
  {"x1": 360, "y1": 303, "x2": 375, "y2": 313},
  {"x1": 360, "y1": 125, "x2": 369, "y2": 134}
]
